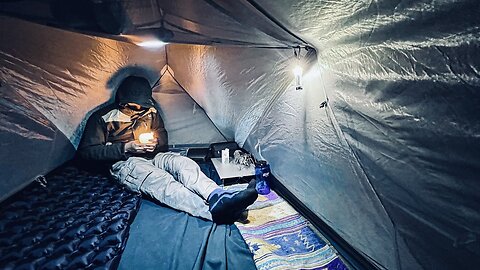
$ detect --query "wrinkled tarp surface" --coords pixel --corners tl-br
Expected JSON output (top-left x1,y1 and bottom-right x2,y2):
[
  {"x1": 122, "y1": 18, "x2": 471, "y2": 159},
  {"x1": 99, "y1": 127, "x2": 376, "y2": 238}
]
[{"x1": 1, "y1": 1, "x2": 480, "y2": 269}]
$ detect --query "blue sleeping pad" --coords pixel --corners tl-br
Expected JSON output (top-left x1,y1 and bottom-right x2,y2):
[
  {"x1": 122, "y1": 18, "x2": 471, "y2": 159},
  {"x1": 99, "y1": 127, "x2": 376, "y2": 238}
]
[{"x1": 0, "y1": 166, "x2": 141, "y2": 270}]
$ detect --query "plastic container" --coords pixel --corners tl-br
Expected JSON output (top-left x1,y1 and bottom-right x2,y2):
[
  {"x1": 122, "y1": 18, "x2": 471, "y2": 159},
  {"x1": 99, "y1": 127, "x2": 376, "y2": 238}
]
[
  {"x1": 221, "y1": 148, "x2": 229, "y2": 164},
  {"x1": 255, "y1": 160, "x2": 271, "y2": 195}
]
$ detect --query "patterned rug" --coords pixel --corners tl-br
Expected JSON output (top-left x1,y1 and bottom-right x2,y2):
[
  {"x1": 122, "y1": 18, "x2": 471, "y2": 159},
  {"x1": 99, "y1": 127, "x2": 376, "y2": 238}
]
[{"x1": 232, "y1": 186, "x2": 349, "y2": 270}]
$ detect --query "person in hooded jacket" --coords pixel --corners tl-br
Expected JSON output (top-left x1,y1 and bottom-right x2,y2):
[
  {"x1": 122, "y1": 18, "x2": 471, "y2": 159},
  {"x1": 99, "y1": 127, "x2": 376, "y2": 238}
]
[{"x1": 78, "y1": 76, "x2": 257, "y2": 224}]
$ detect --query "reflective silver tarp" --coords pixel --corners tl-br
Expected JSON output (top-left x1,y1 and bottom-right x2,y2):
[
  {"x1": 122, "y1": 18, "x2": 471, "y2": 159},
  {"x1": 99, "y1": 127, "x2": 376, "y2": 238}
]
[
  {"x1": 248, "y1": 1, "x2": 480, "y2": 269},
  {"x1": 1, "y1": 0, "x2": 479, "y2": 269},
  {"x1": 153, "y1": 70, "x2": 226, "y2": 145}
]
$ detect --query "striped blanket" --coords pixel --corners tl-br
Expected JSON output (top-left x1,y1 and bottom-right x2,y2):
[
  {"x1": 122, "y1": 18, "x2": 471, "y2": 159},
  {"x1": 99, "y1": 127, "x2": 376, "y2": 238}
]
[{"x1": 233, "y1": 187, "x2": 349, "y2": 270}]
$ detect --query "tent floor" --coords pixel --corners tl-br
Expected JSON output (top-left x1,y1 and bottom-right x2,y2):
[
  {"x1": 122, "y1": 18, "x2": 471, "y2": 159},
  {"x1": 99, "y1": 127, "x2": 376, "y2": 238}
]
[
  {"x1": 119, "y1": 198, "x2": 256, "y2": 270},
  {"x1": 1, "y1": 160, "x2": 347, "y2": 270}
]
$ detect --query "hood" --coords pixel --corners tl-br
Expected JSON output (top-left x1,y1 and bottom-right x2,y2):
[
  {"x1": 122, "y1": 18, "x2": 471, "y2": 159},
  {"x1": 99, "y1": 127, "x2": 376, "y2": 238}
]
[{"x1": 115, "y1": 76, "x2": 154, "y2": 108}]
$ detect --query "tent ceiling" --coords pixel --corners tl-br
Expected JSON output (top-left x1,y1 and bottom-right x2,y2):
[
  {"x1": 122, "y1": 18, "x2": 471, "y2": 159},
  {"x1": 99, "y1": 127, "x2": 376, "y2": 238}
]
[{"x1": 0, "y1": 0, "x2": 308, "y2": 47}]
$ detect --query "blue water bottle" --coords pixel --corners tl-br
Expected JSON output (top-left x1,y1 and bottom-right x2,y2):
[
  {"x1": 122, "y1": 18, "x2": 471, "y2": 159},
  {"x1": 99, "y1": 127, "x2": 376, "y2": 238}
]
[{"x1": 255, "y1": 160, "x2": 271, "y2": 195}]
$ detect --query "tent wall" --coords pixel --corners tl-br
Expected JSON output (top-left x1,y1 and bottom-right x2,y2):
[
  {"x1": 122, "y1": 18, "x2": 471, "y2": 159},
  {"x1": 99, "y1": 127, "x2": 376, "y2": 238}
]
[
  {"x1": 250, "y1": 1, "x2": 480, "y2": 269},
  {"x1": 0, "y1": 83, "x2": 75, "y2": 202},
  {"x1": 167, "y1": 45, "x2": 298, "y2": 143},
  {"x1": 0, "y1": 16, "x2": 223, "y2": 202},
  {"x1": 153, "y1": 71, "x2": 226, "y2": 145},
  {"x1": 165, "y1": 0, "x2": 480, "y2": 266}
]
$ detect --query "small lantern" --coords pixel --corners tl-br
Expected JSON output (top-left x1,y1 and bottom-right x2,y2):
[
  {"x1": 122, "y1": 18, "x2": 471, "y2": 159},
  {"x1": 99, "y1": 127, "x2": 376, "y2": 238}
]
[{"x1": 138, "y1": 132, "x2": 154, "y2": 144}]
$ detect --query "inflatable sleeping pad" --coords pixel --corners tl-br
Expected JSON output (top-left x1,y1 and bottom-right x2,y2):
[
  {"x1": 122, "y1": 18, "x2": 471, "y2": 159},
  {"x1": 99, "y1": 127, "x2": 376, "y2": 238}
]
[{"x1": 0, "y1": 165, "x2": 141, "y2": 270}]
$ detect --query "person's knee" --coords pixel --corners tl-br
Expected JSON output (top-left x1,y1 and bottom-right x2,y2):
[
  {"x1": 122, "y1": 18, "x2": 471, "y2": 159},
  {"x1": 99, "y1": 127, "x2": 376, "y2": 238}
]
[
  {"x1": 153, "y1": 152, "x2": 199, "y2": 172},
  {"x1": 167, "y1": 154, "x2": 197, "y2": 169},
  {"x1": 178, "y1": 156, "x2": 199, "y2": 170},
  {"x1": 126, "y1": 156, "x2": 149, "y2": 167}
]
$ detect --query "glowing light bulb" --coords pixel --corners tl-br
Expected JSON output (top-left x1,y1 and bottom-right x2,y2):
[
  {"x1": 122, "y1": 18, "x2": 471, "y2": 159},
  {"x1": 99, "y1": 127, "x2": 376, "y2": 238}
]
[
  {"x1": 139, "y1": 132, "x2": 154, "y2": 144},
  {"x1": 293, "y1": 66, "x2": 303, "y2": 76},
  {"x1": 137, "y1": 40, "x2": 167, "y2": 48},
  {"x1": 293, "y1": 65, "x2": 303, "y2": 90}
]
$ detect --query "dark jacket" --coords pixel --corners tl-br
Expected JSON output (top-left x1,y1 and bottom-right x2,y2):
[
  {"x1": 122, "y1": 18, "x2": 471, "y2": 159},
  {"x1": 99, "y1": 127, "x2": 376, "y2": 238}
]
[{"x1": 78, "y1": 76, "x2": 168, "y2": 164}]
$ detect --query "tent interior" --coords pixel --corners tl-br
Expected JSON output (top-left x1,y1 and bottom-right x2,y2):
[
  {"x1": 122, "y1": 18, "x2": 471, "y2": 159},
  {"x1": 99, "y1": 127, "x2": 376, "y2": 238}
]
[{"x1": 1, "y1": 1, "x2": 479, "y2": 269}]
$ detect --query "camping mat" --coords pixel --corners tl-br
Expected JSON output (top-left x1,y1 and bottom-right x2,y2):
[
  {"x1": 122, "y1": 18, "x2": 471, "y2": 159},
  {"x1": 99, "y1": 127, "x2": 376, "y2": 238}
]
[
  {"x1": 0, "y1": 166, "x2": 141, "y2": 270},
  {"x1": 118, "y1": 161, "x2": 256, "y2": 270},
  {"x1": 234, "y1": 187, "x2": 349, "y2": 270},
  {"x1": 118, "y1": 198, "x2": 257, "y2": 270}
]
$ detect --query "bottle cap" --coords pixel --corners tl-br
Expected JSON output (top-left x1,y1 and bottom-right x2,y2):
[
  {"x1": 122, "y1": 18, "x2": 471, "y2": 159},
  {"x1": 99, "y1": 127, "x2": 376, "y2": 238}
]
[{"x1": 256, "y1": 160, "x2": 267, "y2": 166}]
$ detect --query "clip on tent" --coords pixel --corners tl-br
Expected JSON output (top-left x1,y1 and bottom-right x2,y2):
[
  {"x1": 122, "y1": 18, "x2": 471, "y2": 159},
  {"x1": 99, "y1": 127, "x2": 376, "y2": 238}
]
[{"x1": 1, "y1": 1, "x2": 479, "y2": 270}]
